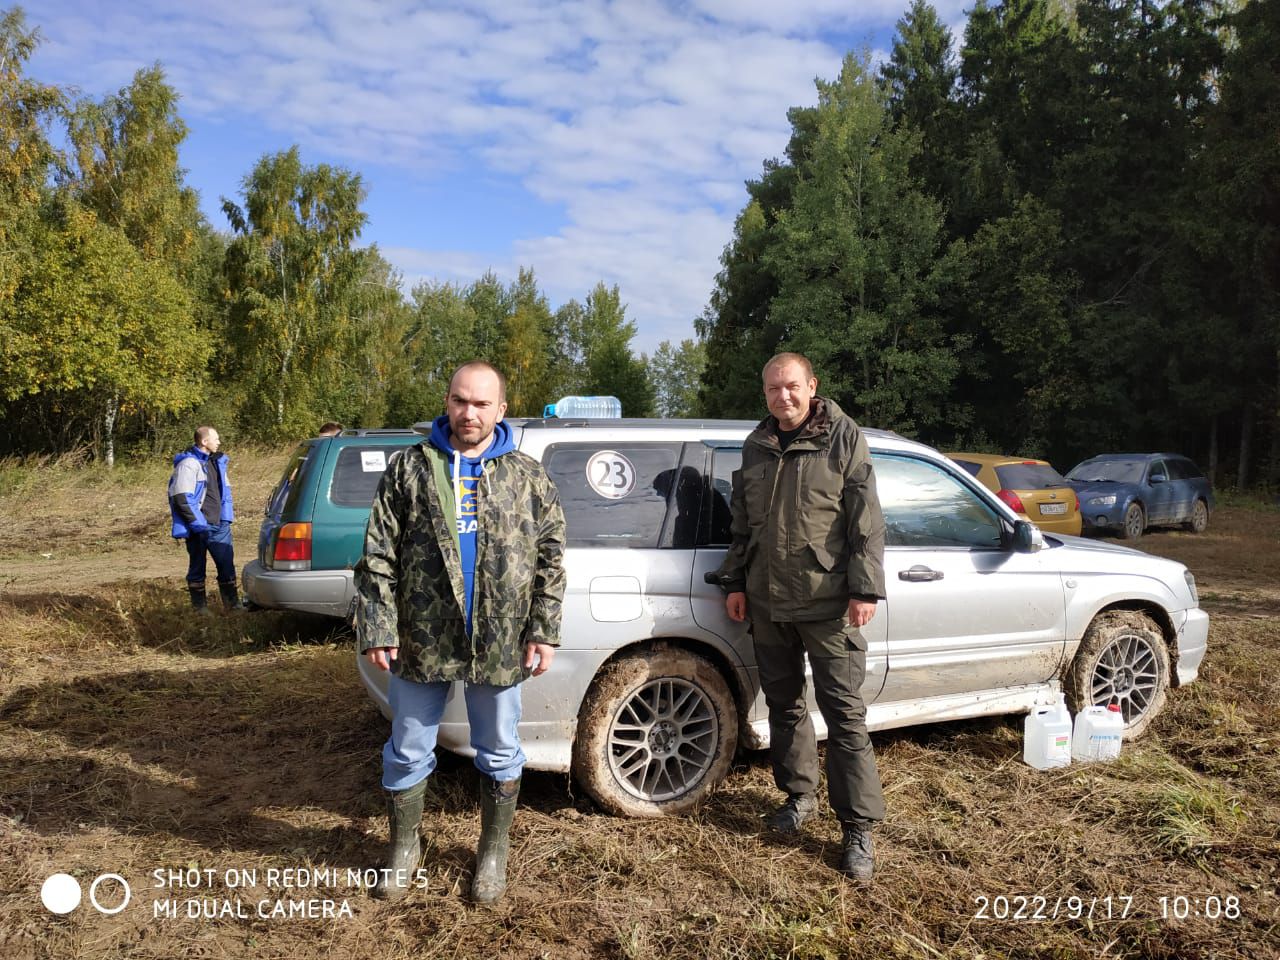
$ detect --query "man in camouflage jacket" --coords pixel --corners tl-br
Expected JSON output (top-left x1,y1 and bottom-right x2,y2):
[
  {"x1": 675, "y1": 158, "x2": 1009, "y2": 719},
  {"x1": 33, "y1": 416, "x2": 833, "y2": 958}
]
[
  {"x1": 712, "y1": 352, "x2": 887, "y2": 883},
  {"x1": 355, "y1": 361, "x2": 565, "y2": 904}
]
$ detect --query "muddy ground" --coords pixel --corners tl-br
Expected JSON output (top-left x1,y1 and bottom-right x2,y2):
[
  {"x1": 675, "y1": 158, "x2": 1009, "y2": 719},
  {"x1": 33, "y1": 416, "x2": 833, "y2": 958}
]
[{"x1": 0, "y1": 453, "x2": 1276, "y2": 959}]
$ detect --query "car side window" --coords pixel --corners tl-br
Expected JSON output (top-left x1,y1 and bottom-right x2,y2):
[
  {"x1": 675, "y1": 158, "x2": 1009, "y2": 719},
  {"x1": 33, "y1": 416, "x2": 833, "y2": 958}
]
[
  {"x1": 702, "y1": 447, "x2": 742, "y2": 547},
  {"x1": 543, "y1": 442, "x2": 684, "y2": 548},
  {"x1": 1148, "y1": 459, "x2": 1168, "y2": 483},
  {"x1": 873, "y1": 454, "x2": 1004, "y2": 549},
  {"x1": 268, "y1": 443, "x2": 310, "y2": 517}
]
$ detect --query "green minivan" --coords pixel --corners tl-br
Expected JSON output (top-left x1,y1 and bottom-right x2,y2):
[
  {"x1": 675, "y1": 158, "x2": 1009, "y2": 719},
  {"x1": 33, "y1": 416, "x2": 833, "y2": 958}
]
[{"x1": 242, "y1": 429, "x2": 421, "y2": 617}]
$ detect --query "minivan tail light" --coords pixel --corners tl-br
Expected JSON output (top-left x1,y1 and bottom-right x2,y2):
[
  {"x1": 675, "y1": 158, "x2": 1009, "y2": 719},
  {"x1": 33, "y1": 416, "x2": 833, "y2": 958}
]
[
  {"x1": 273, "y1": 522, "x2": 312, "y2": 569},
  {"x1": 997, "y1": 489, "x2": 1025, "y2": 514}
]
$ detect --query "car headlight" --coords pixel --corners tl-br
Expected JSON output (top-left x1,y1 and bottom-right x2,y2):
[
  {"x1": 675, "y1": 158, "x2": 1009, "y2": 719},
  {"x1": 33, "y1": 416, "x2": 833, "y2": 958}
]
[
  {"x1": 1184, "y1": 570, "x2": 1198, "y2": 604},
  {"x1": 1088, "y1": 495, "x2": 1117, "y2": 506}
]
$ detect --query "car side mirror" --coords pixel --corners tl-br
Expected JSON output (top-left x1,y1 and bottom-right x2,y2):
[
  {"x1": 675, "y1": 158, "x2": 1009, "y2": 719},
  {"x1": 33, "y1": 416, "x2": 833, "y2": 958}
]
[
  {"x1": 1150, "y1": 473, "x2": 1166, "y2": 484},
  {"x1": 1011, "y1": 520, "x2": 1044, "y2": 553}
]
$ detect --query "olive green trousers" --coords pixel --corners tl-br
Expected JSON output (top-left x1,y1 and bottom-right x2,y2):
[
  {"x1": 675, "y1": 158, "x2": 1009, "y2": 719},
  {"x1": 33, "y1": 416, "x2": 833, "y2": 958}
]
[{"x1": 751, "y1": 615, "x2": 885, "y2": 824}]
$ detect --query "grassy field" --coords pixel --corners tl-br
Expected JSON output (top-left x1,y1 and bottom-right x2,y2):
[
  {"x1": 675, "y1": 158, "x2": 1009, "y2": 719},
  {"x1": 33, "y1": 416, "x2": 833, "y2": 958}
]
[{"x1": 0, "y1": 451, "x2": 1276, "y2": 959}]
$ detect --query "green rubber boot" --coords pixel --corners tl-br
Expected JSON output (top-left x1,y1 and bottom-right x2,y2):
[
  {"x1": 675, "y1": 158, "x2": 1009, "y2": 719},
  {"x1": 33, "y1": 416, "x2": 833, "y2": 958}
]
[
  {"x1": 470, "y1": 777, "x2": 520, "y2": 904},
  {"x1": 372, "y1": 779, "x2": 426, "y2": 901}
]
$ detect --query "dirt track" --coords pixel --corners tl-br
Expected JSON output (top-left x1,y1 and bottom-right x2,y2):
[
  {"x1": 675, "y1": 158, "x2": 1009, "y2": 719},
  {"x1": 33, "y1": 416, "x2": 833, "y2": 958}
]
[{"x1": 1, "y1": 457, "x2": 1277, "y2": 959}]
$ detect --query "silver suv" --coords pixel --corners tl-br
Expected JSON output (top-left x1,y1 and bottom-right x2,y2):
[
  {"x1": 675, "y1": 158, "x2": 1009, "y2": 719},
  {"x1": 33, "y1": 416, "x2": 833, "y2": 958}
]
[{"x1": 355, "y1": 415, "x2": 1209, "y2": 817}]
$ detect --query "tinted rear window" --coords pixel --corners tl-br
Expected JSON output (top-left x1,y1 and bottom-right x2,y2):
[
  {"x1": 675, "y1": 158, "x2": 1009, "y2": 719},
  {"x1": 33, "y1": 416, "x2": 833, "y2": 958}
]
[
  {"x1": 542, "y1": 442, "x2": 684, "y2": 548},
  {"x1": 994, "y1": 463, "x2": 1068, "y2": 489},
  {"x1": 330, "y1": 446, "x2": 401, "y2": 507},
  {"x1": 950, "y1": 459, "x2": 982, "y2": 477}
]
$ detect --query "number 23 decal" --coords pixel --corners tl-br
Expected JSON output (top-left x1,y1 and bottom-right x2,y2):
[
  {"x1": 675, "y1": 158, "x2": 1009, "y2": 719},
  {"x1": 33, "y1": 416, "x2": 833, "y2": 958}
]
[{"x1": 586, "y1": 450, "x2": 637, "y2": 499}]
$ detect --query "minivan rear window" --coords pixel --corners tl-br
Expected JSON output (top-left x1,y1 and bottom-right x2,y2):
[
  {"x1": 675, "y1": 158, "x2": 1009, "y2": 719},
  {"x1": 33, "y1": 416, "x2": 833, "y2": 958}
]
[
  {"x1": 995, "y1": 463, "x2": 1068, "y2": 490},
  {"x1": 330, "y1": 446, "x2": 398, "y2": 507}
]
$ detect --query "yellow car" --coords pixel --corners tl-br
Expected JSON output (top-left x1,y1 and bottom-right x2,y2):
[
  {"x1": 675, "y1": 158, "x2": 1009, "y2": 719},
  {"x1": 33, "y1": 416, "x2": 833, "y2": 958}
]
[{"x1": 946, "y1": 453, "x2": 1083, "y2": 536}]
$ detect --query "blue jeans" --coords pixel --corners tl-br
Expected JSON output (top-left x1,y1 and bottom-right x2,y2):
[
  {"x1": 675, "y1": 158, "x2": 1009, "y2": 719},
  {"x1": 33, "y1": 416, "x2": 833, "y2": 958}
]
[
  {"x1": 185, "y1": 522, "x2": 236, "y2": 586},
  {"x1": 382, "y1": 673, "x2": 525, "y2": 791}
]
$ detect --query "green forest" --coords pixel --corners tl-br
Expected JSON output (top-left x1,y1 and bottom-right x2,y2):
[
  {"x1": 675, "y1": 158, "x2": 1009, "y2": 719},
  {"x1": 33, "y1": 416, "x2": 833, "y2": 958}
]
[{"x1": 2, "y1": 1, "x2": 1277, "y2": 489}]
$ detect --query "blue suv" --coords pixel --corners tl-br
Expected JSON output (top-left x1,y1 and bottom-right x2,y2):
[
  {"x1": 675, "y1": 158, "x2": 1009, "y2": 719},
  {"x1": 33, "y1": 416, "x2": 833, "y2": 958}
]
[{"x1": 1066, "y1": 453, "x2": 1214, "y2": 541}]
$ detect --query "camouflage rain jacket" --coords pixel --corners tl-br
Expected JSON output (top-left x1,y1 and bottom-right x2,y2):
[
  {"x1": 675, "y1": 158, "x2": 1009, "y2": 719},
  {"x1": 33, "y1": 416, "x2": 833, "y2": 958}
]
[
  {"x1": 354, "y1": 431, "x2": 566, "y2": 686},
  {"x1": 714, "y1": 397, "x2": 886, "y2": 622}
]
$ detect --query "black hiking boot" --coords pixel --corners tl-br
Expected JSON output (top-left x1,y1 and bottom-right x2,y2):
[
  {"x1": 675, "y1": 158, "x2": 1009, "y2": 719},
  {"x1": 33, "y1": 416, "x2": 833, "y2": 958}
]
[
  {"x1": 767, "y1": 793, "x2": 817, "y2": 834},
  {"x1": 838, "y1": 820, "x2": 875, "y2": 883}
]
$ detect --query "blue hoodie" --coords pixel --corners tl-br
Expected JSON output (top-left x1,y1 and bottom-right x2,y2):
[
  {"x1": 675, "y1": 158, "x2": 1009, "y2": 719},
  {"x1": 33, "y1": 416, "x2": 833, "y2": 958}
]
[{"x1": 427, "y1": 416, "x2": 516, "y2": 634}]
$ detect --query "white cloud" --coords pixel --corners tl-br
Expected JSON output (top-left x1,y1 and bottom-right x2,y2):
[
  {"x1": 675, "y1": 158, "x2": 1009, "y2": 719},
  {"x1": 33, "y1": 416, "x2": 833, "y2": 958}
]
[
  {"x1": 28, "y1": 0, "x2": 969, "y2": 350},
  {"x1": 380, "y1": 246, "x2": 499, "y2": 290}
]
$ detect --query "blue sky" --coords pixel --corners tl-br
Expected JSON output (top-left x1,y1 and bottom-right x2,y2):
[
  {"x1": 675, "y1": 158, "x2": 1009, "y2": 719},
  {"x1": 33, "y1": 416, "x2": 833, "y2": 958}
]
[{"x1": 28, "y1": 0, "x2": 970, "y2": 351}]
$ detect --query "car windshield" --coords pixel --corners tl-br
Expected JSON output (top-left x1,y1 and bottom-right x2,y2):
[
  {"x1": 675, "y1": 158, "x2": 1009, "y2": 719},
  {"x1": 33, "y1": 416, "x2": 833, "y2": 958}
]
[
  {"x1": 1068, "y1": 460, "x2": 1145, "y2": 483},
  {"x1": 995, "y1": 463, "x2": 1068, "y2": 490}
]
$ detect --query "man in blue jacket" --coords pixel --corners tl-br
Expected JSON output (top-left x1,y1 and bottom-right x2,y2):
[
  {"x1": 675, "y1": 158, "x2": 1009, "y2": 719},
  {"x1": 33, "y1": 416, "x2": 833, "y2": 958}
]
[{"x1": 168, "y1": 426, "x2": 243, "y2": 613}]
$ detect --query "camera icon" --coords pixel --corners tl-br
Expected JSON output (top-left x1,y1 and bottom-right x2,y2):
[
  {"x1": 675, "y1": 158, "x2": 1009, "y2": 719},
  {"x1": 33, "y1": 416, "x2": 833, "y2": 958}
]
[{"x1": 41, "y1": 873, "x2": 131, "y2": 915}]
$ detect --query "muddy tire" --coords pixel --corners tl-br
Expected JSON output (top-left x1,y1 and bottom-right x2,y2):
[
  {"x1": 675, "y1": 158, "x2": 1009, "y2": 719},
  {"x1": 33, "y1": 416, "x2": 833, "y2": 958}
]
[
  {"x1": 1065, "y1": 611, "x2": 1170, "y2": 738},
  {"x1": 1185, "y1": 498, "x2": 1209, "y2": 534},
  {"x1": 572, "y1": 647, "x2": 738, "y2": 818},
  {"x1": 1122, "y1": 502, "x2": 1145, "y2": 541}
]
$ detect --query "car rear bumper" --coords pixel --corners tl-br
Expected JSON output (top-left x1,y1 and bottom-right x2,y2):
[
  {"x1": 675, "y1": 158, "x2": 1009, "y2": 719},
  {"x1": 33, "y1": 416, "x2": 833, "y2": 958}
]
[
  {"x1": 1027, "y1": 513, "x2": 1083, "y2": 536},
  {"x1": 1175, "y1": 607, "x2": 1209, "y2": 685},
  {"x1": 241, "y1": 560, "x2": 353, "y2": 618}
]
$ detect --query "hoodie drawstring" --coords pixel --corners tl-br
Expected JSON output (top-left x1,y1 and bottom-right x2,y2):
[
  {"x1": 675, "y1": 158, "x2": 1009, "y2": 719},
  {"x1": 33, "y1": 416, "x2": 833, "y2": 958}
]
[{"x1": 453, "y1": 449, "x2": 462, "y2": 520}]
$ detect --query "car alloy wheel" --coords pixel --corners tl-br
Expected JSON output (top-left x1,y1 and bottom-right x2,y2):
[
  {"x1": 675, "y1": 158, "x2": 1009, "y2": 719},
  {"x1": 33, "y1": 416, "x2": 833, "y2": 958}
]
[
  {"x1": 573, "y1": 647, "x2": 737, "y2": 817},
  {"x1": 1122, "y1": 502, "x2": 1145, "y2": 541},
  {"x1": 1065, "y1": 610, "x2": 1170, "y2": 738},
  {"x1": 1187, "y1": 499, "x2": 1208, "y2": 534}
]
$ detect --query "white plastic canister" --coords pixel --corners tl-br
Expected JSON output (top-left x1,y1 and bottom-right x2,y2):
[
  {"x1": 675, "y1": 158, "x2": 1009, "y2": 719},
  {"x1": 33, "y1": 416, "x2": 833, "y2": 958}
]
[
  {"x1": 1023, "y1": 693, "x2": 1073, "y2": 769},
  {"x1": 1071, "y1": 703, "x2": 1125, "y2": 761}
]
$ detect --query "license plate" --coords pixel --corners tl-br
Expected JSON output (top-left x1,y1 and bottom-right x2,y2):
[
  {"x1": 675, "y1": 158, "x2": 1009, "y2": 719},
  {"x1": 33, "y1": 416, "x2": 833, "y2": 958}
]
[{"x1": 1040, "y1": 502, "x2": 1068, "y2": 516}]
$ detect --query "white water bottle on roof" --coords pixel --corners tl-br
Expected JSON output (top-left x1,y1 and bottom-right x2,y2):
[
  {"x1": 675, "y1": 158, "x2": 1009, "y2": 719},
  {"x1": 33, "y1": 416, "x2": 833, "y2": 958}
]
[{"x1": 544, "y1": 396, "x2": 623, "y2": 419}]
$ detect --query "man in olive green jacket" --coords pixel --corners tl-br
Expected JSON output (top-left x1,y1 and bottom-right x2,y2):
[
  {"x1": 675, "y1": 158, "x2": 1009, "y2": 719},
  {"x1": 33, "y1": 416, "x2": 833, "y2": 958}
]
[
  {"x1": 355, "y1": 361, "x2": 565, "y2": 904},
  {"x1": 713, "y1": 352, "x2": 887, "y2": 882}
]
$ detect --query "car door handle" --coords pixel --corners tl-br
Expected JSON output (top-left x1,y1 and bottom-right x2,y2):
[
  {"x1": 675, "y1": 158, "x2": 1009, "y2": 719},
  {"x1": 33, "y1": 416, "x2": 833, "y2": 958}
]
[{"x1": 898, "y1": 565, "x2": 944, "y2": 582}]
